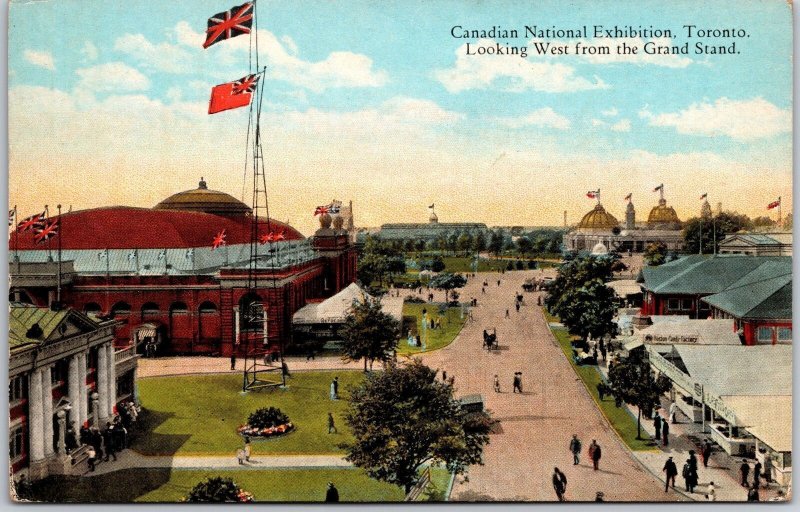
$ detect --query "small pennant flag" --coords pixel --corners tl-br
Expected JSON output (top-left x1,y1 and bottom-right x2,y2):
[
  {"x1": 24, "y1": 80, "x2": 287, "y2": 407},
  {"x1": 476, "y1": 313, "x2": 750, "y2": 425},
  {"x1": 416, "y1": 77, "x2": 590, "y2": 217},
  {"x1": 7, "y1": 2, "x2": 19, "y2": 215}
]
[
  {"x1": 700, "y1": 193, "x2": 708, "y2": 200},
  {"x1": 586, "y1": 190, "x2": 599, "y2": 199},
  {"x1": 767, "y1": 198, "x2": 781, "y2": 210},
  {"x1": 624, "y1": 193, "x2": 632, "y2": 201},
  {"x1": 17, "y1": 211, "x2": 46, "y2": 232},
  {"x1": 259, "y1": 232, "x2": 274, "y2": 245},
  {"x1": 33, "y1": 219, "x2": 59, "y2": 244},
  {"x1": 653, "y1": 184, "x2": 664, "y2": 192},
  {"x1": 8, "y1": 209, "x2": 15, "y2": 227},
  {"x1": 202, "y1": 2, "x2": 254, "y2": 49},
  {"x1": 212, "y1": 230, "x2": 227, "y2": 250},
  {"x1": 429, "y1": 203, "x2": 435, "y2": 209},
  {"x1": 208, "y1": 74, "x2": 259, "y2": 115}
]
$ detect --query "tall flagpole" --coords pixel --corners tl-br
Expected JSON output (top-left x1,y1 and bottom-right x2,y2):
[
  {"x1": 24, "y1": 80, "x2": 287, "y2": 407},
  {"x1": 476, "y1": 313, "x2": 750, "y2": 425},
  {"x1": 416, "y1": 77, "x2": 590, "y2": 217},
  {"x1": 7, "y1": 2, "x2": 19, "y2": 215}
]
[{"x1": 57, "y1": 204, "x2": 62, "y2": 304}]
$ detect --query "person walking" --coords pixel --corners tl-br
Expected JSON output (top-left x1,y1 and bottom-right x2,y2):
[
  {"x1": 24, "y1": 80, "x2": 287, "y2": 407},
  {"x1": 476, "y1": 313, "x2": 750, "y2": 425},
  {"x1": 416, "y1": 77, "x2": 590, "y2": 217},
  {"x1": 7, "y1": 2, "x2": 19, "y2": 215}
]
[
  {"x1": 706, "y1": 481, "x2": 716, "y2": 501},
  {"x1": 325, "y1": 482, "x2": 340, "y2": 502},
  {"x1": 701, "y1": 439, "x2": 712, "y2": 468},
  {"x1": 515, "y1": 302, "x2": 520, "y2": 313},
  {"x1": 661, "y1": 419, "x2": 669, "y2": 446},
  {"x1": 493, "y1": 374, "x2": 500, "y2": 393},
  {"x1": 653, "y1": 414, "x2": 662, "y2": 441},
  {"x1": 327, "y1": 413, "x2": 337, "y2": 434},
  {"x1": 669, "y1": 401, "x2": 677, "y2": 423},
  {"x1": 588, "y1": 440, "x2": 602, "y2": 471},
  {"x1": 512, "y1": 372, "x2": 522, "y2": 393},
  {"x1": 505, "y1": 309, "x2": 510, "y2": 318},
  {"x1": 236, "y1": 448, "x2": 246, "y2": 465},
  {"x1": 662, "y1": 457, "x2": 678, "y2": 492},
  {"x1": 87, "y1": 446, "x2": 97, "y2": 472},
  {"x1": 244, "y1": 437, "x2": 252, "y2": 462},
  {"x1": 552, "y1": 467, "x2": 567, "y2": 502},
  {"x1": 569, "y1": 434, "x2": 582, "y2": 465},
  {"x1": 329, "y1": 379, "x2": 337, "y2": 400},
  {"x1": 753, "y1": 460, "x2": 762, "y2": 489},
  {"x1": 740, "y1": 459, "x2": 750, "y2": 487}
]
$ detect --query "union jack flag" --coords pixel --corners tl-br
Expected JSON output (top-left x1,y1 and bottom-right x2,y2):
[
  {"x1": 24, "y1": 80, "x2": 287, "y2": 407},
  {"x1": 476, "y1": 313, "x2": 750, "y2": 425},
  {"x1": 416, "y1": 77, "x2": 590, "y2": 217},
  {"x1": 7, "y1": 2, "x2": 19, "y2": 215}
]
[
  {"x1": 274, "y1": 230, "x2": 286, "y2": 241},
  {"x1": 33, "y1": 218, "x2": 59, "y2": 244},
  {"x1": 203, "y1": 2, "x2": 254, "y2": 49},
  {"x1": 314, "y1": 205, "x2": 329, "y2": 216},
  {"x1": 259, "y1": 231, "x2": 274, "y2": 244},
  {"x1": 17, "y1": 211, "x2": 46, "y2": 232},
  {"x1": 586, "y1": 190, "x2": 599, "y2": 199},
  {"x1": 212, "y1": 229, "x2": 227, "y2": 250},
  {"x1": 767, "y1": 198, "x2": 781, "y2": 210}
]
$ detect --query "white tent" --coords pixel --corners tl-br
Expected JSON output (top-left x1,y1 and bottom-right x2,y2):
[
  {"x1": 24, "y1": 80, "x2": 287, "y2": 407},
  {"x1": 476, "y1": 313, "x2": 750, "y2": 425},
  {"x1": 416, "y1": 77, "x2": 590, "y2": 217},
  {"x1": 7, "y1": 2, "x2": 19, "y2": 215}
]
[{"x1": 292, "y1": 283, "x2": 404, "y2": 325}]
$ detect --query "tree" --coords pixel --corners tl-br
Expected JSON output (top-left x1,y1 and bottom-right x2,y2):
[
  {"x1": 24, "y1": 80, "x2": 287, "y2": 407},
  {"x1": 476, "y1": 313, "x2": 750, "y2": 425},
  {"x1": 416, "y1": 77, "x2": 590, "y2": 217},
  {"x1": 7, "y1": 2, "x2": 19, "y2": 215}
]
[
  {"x1": 339, "y1": 299, "x2": 401, "y2": 372},
  {"x1": 472, "y1": 231, "x2": 487, "y2": 253},
  {"x1": 429, "y1": 272, "x2": 467, "y2": 303},
  {"x1": 358, "y1": 236, "x2": 406, "y2": 287},
  {"x1": 608, "y1": 349, "x2": 672, "y2": 439},
  {"x1": 515, "y1": 236, "x2": 533, "y2": 256},
  {"x1": 545, "y1": 255, "x2": 617, "y2": 341},
  {"x1": 343, "y1": 360, "x2": 493, "y2": 493},
  {"x1": 488, "y1": 231, "x2": 504, "y2": 256},
  {"x1": 683, "y1": 212, "x2": 752, "y2": 254},
  {"x1": 456, "y1": 233, "x2": 473, "y2": 254},
  {"x1": 643, "y1": 241, "x2": 668, "y2": 266}
]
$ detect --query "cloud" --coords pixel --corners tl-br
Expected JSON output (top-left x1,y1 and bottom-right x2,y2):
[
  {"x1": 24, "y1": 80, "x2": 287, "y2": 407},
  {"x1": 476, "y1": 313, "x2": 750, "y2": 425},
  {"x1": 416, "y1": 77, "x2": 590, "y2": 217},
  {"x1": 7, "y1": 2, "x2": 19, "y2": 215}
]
[
  {"x1": 75, "y1": 62, "x2": 150, "y2": 92},
  {"x1": 81, "y1": 41, "x2": 98, "y2": 62},
  {"x1": 494, "y1": 107, "x2": 570, "y2": 130},
  {"x1": 434, "y1": 39, "x2": 607, "y2": 93},
  {"x1": 115, "y1": 33, "x2": 195, "y2": 73},
  {"x1": 640, "y1": 97, "x2": 791, "y2": 141},
  {"x1": 24, "y1": 50, "x2": 55, "y2": 70},
  {"x1": 601, "y1": 107, "x2": 618, "y2": 117},
  {"x1": 168, "y1": 22, "x2": 388, "y2": 92},
  {"x1": 591, "y1": 117, "x2": 631, "y2": 132}
]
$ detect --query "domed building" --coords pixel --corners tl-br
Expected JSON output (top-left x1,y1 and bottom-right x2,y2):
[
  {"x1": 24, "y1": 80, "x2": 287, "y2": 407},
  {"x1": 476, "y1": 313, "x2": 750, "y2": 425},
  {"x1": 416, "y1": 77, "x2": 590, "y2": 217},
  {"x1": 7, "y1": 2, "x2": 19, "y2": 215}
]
[
  {"x1": 564, "y1": 188, "x2": 685, "y2": 253},
  {"x1": 377, "y1": 204, "x2": 488, "y2": 241},
  {"x1": 9, "y1": 180, "x2": 357, "y2": 357}
]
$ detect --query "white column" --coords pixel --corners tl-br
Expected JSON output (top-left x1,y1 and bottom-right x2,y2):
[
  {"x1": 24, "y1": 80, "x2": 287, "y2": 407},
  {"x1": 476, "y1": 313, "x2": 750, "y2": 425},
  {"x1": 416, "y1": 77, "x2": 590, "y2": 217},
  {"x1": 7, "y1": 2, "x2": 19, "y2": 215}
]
[
  {"x1": 106, "y1": 343, "x2": 116, "y2": 416},
  {"x1": 96, "y1": 345, "x2": 109, "y2": 423},
  {"x1": 28, "y1": 369, "x2": 45, "y2": 462},
  {"x1": 41, "y1": 365, "x2": 54, "y2": 457},
  {"x1": 78, "y1": 352, "x2": 88, "y2": 428},
  {"x1": 67, "y1": 356, "x2": 80, "y2": 434}
]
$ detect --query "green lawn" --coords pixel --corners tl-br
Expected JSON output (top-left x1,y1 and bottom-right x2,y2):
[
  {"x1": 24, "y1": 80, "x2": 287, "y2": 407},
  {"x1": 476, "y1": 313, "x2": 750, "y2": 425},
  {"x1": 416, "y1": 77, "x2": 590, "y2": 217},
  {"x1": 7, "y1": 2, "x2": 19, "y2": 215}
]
[
  {"x1": 398, "y1": 303, "x2": 466, "y2": 355},
  {"x1": 133, "y1": 371, "x2": 364, "y2": 456},
  {"x1": 548, "y1": 324, "x2": 655, "y2": 452},
  {"x1": 26, "y1": 468, "x2": 406, "y2": 503}
]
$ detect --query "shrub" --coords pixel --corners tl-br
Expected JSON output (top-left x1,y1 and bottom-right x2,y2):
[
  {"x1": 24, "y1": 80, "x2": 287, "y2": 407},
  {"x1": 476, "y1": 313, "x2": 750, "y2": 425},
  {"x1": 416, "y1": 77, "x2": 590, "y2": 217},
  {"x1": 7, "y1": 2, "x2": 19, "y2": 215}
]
[
  {"x1": 506, "y1": 261, "x2": 514, "y2": 271},
  {"x1": 527, "y1": 260, "x2": 537, "y2": 269},
  {"x1": 515, "y1": 260, "x2": 524, "y2": 270},
  {"x1": 247, "y1": 407, "x2": 290, "y2": 429},
  {"x1": 186, "y1": 476, "x2": 253, "y2": 502}
]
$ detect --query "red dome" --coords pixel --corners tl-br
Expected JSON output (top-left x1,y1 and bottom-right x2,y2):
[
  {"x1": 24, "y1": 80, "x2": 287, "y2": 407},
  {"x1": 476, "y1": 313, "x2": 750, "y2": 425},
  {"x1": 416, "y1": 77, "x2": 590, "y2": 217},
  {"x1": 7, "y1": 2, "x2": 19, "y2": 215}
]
[{"x1": 10, "y1": 207, "x2": 304, "y2": 250}]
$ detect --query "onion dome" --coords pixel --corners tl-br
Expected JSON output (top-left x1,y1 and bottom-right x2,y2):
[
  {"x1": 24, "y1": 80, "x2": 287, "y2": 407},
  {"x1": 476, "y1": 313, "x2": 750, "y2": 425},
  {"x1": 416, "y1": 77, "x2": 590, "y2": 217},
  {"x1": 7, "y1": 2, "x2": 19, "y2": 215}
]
[
  {"x1": 577, "y1": 204, "x2": 619, "y2": 232},
  {"x1": 647, "y1": 198, "x2": 682, "y2": 229},
  {"x1": 154, "y1": 178, "x2": 252, "y2": 217}
]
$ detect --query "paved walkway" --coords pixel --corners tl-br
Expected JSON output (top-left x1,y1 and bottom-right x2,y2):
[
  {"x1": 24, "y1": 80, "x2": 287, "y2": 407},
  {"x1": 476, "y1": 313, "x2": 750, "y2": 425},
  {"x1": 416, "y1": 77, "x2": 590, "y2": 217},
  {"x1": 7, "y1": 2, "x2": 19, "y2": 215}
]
[
  {"x1": 417, "y1": 270, "x2": 676, "y2": 502},
  {"x1": 88, "y1": 450, "x2": 350, "y2": 476},
  {"x1": 138, "y1": 355, "x2": 360, "y2": 378}
]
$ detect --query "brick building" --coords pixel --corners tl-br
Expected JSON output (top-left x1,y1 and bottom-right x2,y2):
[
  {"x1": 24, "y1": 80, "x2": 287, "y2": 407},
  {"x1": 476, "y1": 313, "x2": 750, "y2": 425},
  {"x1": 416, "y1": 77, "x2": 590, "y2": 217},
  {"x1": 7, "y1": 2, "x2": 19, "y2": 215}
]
[{"x1": 9, "y1": 180, "x2": 357, "y2": 356}]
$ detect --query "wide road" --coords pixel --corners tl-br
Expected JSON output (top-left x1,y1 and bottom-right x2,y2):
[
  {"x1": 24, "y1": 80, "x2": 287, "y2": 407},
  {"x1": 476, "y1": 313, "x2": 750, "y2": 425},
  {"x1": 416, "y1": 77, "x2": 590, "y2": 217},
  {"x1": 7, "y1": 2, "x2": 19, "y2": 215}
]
[{"x1": 419, "y1": 269, "x2": 677, "y2": 502}]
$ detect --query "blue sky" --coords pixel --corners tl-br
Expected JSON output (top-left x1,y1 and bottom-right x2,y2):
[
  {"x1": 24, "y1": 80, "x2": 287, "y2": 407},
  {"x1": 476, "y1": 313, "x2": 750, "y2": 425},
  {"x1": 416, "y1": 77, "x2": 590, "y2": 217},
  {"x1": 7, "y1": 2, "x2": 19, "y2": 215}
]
[{"x1": 8, "y1": 0, "x2": 793, "y2": 233}]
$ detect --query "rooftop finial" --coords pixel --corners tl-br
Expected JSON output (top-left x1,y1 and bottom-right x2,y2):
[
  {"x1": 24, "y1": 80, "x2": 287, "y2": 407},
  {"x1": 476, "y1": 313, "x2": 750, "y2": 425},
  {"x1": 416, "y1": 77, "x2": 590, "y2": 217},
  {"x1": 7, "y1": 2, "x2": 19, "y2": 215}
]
[{"x1": 199, "y1": 177, "x2": 208, "y2": 189}]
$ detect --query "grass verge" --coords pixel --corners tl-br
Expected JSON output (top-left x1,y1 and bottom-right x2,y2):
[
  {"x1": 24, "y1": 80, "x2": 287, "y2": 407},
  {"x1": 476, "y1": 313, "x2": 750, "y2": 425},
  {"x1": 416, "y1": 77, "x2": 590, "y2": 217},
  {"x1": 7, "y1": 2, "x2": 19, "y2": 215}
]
[
  {"x1": 398, "y1": 303, "x2": 466, "y2": 355},
  {"x1": 548, "y1": 322, "x2": 655, "y2": 452}
]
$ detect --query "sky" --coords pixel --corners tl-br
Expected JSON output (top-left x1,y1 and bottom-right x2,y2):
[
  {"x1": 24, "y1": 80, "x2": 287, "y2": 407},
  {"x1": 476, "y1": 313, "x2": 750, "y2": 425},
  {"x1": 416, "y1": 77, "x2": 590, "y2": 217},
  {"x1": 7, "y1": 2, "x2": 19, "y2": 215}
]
[{"x1": 8, "y1": 0, "x2": 793, "y2": 235}]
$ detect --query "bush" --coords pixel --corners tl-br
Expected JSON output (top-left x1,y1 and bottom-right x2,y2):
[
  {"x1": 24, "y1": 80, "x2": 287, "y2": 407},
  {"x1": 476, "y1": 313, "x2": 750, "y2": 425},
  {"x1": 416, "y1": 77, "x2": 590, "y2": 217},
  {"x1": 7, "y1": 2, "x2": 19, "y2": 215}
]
[
  {"x1": 506, "y1": 261, "x2": 514, "y2": 271},
  {"x1": 515, "y1": 260, "x2": 524, "y2": 270},
  {"x1": 527, "y1": 260, "x2": 537, "y2": 269},
  {"x1": 406, "y1": 296, "x2": 425, "y2": 303},
  {"x1": 247, "y1": 407, "x2": 290, "y2": 429},
  {"x1": 186, "y1": 476, "x2": 253, "y2": 502}
]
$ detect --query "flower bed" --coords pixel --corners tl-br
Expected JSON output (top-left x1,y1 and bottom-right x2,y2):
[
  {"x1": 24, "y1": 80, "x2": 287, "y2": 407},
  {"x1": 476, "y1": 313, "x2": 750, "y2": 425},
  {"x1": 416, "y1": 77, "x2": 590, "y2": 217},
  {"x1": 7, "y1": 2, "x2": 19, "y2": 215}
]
[
  {"x1": 237, "y1": 422, "x2": 295, "y2": 438},
  {"x1": 184, "y1": 476, "x2": 254, "y2": 502},
  {"x1": 237, "y1": 406, "x2": 295, "y2": 439}
]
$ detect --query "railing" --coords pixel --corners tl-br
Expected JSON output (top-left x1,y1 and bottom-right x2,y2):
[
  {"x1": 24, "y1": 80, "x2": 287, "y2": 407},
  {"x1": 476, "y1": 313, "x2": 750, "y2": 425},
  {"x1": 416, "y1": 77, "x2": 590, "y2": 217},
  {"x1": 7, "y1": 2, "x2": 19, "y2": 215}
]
[
  {"x1": 404, "y1": 467, "x2": 432, "y2": 501},
  {"x1": 114, "y1": 345, "x2": 136, "y2": 364}
]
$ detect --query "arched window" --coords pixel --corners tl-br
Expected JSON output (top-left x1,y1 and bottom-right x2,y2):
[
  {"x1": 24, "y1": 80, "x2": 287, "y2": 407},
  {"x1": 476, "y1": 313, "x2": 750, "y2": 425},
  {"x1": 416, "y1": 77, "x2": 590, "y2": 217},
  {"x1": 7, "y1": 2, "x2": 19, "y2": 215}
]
[
  {"x1": 199, "y1": 301, "x2": 218, "y2": 314},
  {"x1": 141, "y1": 302, "x2": 160, "y2": 319},
  {"x1": 170, "y1": 302, "x2": 189, "y2": 315},
  {"x1": 111, "y1": 302, "x2": 131, "y2": 316},
  {"x1": 238, "y1": 293, "x2": 264, "y2": 331},
  {"x1": 84, "y1": 303, "x2": 102, "y2": 316}
]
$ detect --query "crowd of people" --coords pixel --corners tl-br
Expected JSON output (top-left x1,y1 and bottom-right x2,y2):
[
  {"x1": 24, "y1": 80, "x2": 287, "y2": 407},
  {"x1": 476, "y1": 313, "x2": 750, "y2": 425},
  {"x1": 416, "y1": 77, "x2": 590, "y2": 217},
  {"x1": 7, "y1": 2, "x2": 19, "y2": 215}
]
[{"x1": 83, "y1": 401, "x2": 141, "y2": 472}]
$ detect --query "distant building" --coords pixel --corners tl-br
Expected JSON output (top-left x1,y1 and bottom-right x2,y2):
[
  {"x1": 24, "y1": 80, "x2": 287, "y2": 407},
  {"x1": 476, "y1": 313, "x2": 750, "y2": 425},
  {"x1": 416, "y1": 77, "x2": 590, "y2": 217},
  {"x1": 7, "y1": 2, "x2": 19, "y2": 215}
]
[
  {"x1": 9, "y1": 303, "x2": 138, "y2": 480},
  {"x1": 718, "y1": 233, "x2": 793, "y2": 256},
  {"x1": 564, "y1": 188, "x2": 684, "y2": 253},
  {"x1": 378, "y1": 205, "x2": 488, "y2": 241}
]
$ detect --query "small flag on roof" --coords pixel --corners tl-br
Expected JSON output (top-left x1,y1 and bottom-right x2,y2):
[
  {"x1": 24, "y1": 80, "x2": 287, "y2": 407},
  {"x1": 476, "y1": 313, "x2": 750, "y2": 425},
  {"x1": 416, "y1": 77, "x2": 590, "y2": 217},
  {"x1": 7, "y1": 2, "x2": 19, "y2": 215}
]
[
  {"x1": 212, "y1": 229, "x2": 227, "y2": 250},
  {"x1": 17, "y1": 211, "x2": 45, "y2": 232},
  {"x1": 33, "y1": 218, "x2": 59, "y2": 244},
  {"x1": 767, "y1": 198, "x2": 781, "y2": 210}
]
